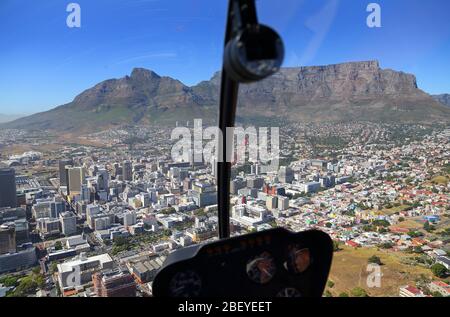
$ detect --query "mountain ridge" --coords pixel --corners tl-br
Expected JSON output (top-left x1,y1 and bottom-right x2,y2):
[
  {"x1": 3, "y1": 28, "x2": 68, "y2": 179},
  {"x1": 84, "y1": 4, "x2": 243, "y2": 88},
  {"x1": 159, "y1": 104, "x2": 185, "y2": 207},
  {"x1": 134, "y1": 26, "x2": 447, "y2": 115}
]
[
  {"x1": 433, "y1": 94, "x2": 450, "y2": 107},
  {"x1": 3, "y1": 60, "x2": 450, "y2": 132}
]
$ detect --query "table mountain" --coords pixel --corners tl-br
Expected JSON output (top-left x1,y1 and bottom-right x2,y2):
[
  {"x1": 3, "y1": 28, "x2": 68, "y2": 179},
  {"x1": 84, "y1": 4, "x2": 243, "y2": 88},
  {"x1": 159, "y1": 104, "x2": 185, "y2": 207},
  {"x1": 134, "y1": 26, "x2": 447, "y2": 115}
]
[
  {"x1": 433, "y1": 94, "x2": 450, "y2": 107},
  {"x1": 3, "y1": 61, "x2": 450, "y2": 132}
]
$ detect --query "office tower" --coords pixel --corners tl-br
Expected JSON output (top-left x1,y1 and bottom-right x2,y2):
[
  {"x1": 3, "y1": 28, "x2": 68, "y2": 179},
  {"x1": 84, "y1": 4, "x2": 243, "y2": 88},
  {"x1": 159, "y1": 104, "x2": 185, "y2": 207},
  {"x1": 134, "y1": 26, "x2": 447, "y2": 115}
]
[
  {"x1": 97, "y1": 169, "x2": 109, "y2": 191},
  {"x1": 278, "y1": 166, "x2": 294, "y2": 184},
  {"x1": 231, "y1": 178, "x2": 247, "y2": 194},
  {"x1": 139, "y1": 193, "x2": 150, "y2": 208},
  {"x1": 0, "y1": 168, "x2": 17, "y2": 208},
  {"x1": 247, "y1": 177, "x2": 264, "y2": 189},
  {"x1": 68, "y1": 167, "x2": 86, "y2": 196},
  {"x1": 0, "y1": 223, "x2": 16, "y2": 255},
  {"x1": 124, "y1": 210, "x2": 137, "y2": 228},
  {"x1": 191, "y1": 182, "x2": 217, "y2": 208},
  {"x1": 278, "y1": 196, "x2": 290, "y2": 211},
  {"x1": 32, "y1": 198, "x2": 65, "y2": 219},
  {"x1": 59, "y1": 159, "x2": 73, "y2": 186},
  {"x1": 14, "y1": 219, "x2": 30, "y2": 245},
  {"x1": 60, "y1": 211, "x2": 77, "y2": 236},
  {"x1": 266, "y1": 196, "x2": 278, "y2": 211},
  {"x1": 81, "y1": 184, "x2": 91, "y2": 202},
  {"x1": 122, "y1": 161, "x2": 133, "y2": 182},
  {"x1": 92, "y1": 269, "x2": 136, "y2": 297},
  {"x1": 36, "y1": 218, "x2": 61, "y2": 238},
  {"x1": 113, "y1": 163, "x2": 122, "y2": 178}
]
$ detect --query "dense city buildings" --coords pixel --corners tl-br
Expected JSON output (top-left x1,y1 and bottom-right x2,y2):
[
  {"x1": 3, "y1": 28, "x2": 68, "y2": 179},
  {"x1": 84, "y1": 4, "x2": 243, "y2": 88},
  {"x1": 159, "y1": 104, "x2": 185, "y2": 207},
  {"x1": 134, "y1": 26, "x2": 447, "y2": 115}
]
[{"x1": 0, "y1": 123, "x2": 448, "y2": 297}]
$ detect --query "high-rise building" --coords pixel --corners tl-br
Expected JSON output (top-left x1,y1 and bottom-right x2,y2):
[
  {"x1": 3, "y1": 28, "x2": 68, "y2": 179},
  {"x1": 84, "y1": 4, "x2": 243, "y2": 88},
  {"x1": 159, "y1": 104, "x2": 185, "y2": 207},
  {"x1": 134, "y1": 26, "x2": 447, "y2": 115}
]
[
  {"x1": 92, "y1": 269, "x2": 136, "y2": 297},
  {"x1": 14, "y1": 219, "x2": 29, "y2": 245},
  {"x1": 278, "y1": 196, "x2": 290, "y2": 211},
  {"x1": 124, "y1": 210, "x2": 137, "y2": 228},
  {"x1": 279, "y1": 166, "x2": 294, "y2": 184},
  {"x1": 122, "y1": 161, "x2": 133, "y2": 182},
  {"x1": 68, "y1": 167, "x2": 86, "y2": 196},
  {"x1": 58, "y1": 159, "x2": 73, "y2": 187},
  {"x1": 97, "y1": 169, "x2": 109, "y2": 191},
  {"x1": 60, "y1": 211, "x2": 77, "y2": 236},
  {"x1": 0, "y1": 168, "x2": 17, "y2": 208},
  {"x1": 266, "y1": 196, "x2": 278, "y2": 211},
  {"x1": 0, "y1": 223, "x2": 16, "y2": 255}
]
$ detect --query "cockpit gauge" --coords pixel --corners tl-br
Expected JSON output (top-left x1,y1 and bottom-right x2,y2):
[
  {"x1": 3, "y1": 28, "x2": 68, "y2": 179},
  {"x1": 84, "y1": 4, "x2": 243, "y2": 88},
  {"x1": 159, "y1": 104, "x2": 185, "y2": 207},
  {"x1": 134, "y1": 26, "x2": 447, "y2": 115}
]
[
  {"x1": 285, "y1": 247, "x2": 311, "y2": 274},
  {"x1": 168, "y1": 270, "x2": 202, "y2": 297},
  {"x1": 246, "y1": 251, "x2": 277, "y2": 284}
]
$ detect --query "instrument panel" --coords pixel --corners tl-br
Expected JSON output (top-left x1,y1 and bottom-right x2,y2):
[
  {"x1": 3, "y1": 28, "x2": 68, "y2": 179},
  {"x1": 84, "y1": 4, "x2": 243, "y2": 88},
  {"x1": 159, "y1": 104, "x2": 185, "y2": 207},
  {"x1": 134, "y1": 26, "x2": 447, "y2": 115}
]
[{"x1": 152, "y1": 228, "x2": 333, "y2": 298}]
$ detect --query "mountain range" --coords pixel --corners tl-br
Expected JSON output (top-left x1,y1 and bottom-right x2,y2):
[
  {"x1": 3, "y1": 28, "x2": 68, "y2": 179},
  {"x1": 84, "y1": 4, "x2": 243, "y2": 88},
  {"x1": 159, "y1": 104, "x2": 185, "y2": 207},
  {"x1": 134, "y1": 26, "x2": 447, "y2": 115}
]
[
  {"x1": 433, "y1": 94, "x2": 450, "y2": 107},
  {"x1": 2, "y1": 60, "x2": 450, "y2": 133},
  {"x1": 0, "y1": 114, "x2": 26, "y2": 124}
]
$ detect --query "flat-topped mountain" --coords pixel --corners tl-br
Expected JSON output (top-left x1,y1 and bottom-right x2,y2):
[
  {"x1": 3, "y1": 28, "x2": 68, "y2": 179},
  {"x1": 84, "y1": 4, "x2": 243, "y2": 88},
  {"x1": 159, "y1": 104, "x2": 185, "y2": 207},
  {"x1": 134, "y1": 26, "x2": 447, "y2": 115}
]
[{"x1": 3, "y1": 61, "x2": 450, "y2": 132}]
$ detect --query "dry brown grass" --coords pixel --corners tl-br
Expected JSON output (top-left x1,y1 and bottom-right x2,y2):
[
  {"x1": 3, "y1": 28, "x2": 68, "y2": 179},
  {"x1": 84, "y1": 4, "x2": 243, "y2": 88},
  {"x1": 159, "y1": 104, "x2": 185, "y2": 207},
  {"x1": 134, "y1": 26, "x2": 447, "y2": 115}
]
[{"x1": 328, "y1": 246, "x2": 434, "y2": 297}]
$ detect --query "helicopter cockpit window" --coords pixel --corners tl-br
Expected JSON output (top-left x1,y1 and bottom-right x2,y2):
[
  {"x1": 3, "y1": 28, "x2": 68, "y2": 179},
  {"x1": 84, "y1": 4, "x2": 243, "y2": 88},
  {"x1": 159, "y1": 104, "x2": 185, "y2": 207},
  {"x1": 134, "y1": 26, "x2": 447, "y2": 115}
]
[{"x1": 0, "y1": 0, "x2": 449, "y2": 299}]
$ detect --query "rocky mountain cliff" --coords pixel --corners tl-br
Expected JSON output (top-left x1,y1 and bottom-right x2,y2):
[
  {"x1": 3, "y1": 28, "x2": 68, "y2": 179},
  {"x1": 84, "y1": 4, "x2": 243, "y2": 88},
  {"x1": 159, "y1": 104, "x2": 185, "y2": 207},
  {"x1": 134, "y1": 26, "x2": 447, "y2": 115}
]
[
  {"x1": 3, "y1": 61, "x2": 450, "y2": 132},
  {"x1": 433, "y1": 94, "x2": 450, "y2": 107}
]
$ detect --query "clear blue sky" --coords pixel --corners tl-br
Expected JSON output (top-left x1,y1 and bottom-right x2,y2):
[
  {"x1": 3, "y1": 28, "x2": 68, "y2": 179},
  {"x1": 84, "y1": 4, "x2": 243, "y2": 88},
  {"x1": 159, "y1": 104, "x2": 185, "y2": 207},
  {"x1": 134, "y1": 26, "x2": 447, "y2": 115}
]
[{"x1": 1, "y1": 0, "x2": 450, "y2": 115}]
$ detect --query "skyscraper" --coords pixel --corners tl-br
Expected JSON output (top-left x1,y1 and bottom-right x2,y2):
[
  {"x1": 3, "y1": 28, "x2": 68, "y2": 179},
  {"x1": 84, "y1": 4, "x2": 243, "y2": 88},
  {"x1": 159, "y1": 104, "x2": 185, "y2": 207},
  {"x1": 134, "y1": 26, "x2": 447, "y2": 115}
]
[
  {"x1": 0, "y1": 168, "x2": 17, "y2": 208},
  {"x1": 0, "y1": 223, "x2": 16, "y2": 255},
  {"x1": 59, "y1": 159, "x2": 73, "y2": 187},
  {"x1": 278, "y1": 166, "x2": 294, "y2": 184},
  {"x1": 60, "y1": 211, "x2": 77, "y2": 236},
  {"x1": 68, "y1": 167, "x2": 86, "y2": 196},
  {"x1": 122, "y1": 161, "x2": 133, "y2": 182}
]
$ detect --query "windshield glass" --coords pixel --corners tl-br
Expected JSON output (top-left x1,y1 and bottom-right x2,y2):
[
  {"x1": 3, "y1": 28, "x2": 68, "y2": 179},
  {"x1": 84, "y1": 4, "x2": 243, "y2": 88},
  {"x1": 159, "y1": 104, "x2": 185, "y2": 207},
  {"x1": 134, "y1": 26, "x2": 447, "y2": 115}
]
[{"x1": 0, "y1": 0, "x2": 449, "y2": 298}]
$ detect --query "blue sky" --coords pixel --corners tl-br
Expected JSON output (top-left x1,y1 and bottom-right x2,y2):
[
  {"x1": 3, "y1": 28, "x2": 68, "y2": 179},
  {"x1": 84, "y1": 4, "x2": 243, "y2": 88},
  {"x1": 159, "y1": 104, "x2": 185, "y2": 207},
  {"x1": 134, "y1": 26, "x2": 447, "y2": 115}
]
[{"x1": 1, "y1": 0, "x2": 450, "y2": 115}]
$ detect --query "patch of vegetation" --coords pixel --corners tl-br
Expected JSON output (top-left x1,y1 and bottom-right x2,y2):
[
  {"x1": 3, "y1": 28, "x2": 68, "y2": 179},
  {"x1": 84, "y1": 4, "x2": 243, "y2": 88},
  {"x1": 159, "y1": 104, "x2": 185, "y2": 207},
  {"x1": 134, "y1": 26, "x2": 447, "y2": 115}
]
[
  {"x1": 431, "y1": 263, "x2": 447, "y2": 278},
  {"x1": 6, "y1": 271, "x2": 45, "y2": 297},
  {"x1": 368, "y1": 255, "x2": 383, "y2": 265},
  {"x1": 350, "y1": 287, "x2": 369, "y2": 297}
]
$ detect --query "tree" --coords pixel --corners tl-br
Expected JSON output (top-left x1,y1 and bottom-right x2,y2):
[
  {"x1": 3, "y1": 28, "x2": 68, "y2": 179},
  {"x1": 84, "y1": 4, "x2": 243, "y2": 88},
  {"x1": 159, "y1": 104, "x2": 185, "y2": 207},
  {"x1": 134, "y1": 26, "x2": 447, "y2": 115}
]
[
  {"x1": 327, "y1": 280, "x2": 335, "y2": 288},
  {"x1": 333, "y1": 240, "x2": 341, "y2": 252},
  {"x1": 338, "y1": 292, "x2": 349, "y2": 297},
  {"x1": 368, "y1": 255, "x2": 382, "y2": 265},
  {"x1": 351, "y1": 287, "x2": 369, "y2": 297},
  {"x1": 431, "y1": 263, "x2": 448, "y2": 278},
  {"x1": 424, "y1": 221, "x2": 435, "y2": 232},
  {"x1": 50, "y1": 262, "x2": 58, "y2": 274},
  {"x1": 324, "y1": 290, "x2": 333, "y2": 297},
  {"x1": 379, "y1": 242, "x2": 393, "y2": 249},
  {"x1": 54, "y1": 241, "x2": 63, "y2": 251}
]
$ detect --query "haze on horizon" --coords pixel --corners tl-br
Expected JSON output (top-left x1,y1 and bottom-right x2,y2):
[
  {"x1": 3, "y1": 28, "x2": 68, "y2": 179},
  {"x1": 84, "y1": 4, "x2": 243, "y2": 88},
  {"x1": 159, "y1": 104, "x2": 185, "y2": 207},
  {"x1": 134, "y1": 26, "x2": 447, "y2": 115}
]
[{"x1": 1, "y1": 0, "x2": 450, "y2": 115}]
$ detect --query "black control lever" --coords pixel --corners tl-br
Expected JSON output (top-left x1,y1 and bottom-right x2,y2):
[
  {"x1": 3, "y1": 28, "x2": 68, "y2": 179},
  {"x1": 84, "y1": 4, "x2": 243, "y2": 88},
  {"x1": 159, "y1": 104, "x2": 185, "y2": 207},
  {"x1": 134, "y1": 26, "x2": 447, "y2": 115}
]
[{"x1": 217, "y1": 0, "x2": 284, "y2": 239}]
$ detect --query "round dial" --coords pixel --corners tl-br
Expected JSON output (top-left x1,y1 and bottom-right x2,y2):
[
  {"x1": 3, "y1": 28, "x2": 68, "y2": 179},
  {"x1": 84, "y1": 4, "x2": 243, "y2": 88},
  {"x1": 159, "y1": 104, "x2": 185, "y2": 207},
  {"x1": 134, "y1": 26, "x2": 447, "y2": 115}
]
[
  {"x1": 246, "y1": 252, "x2": 277, "y2": 284},
  {"x1": 277, "y1": 288, "x2": 302, "y2": 298},
  {"x1": 285, "y1": 247, "x2": 311, "y2": 274},
  {"x1": 169, "y1": 270, "x2": 202, "y2": 297}
]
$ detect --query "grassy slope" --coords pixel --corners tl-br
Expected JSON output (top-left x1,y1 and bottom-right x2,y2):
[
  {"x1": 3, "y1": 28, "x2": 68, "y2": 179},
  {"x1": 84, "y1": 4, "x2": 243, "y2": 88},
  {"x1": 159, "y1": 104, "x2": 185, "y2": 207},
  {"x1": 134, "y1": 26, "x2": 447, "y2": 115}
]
[{"x1": 328, "y1": 246, "x2": 435, "y2": 297}]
